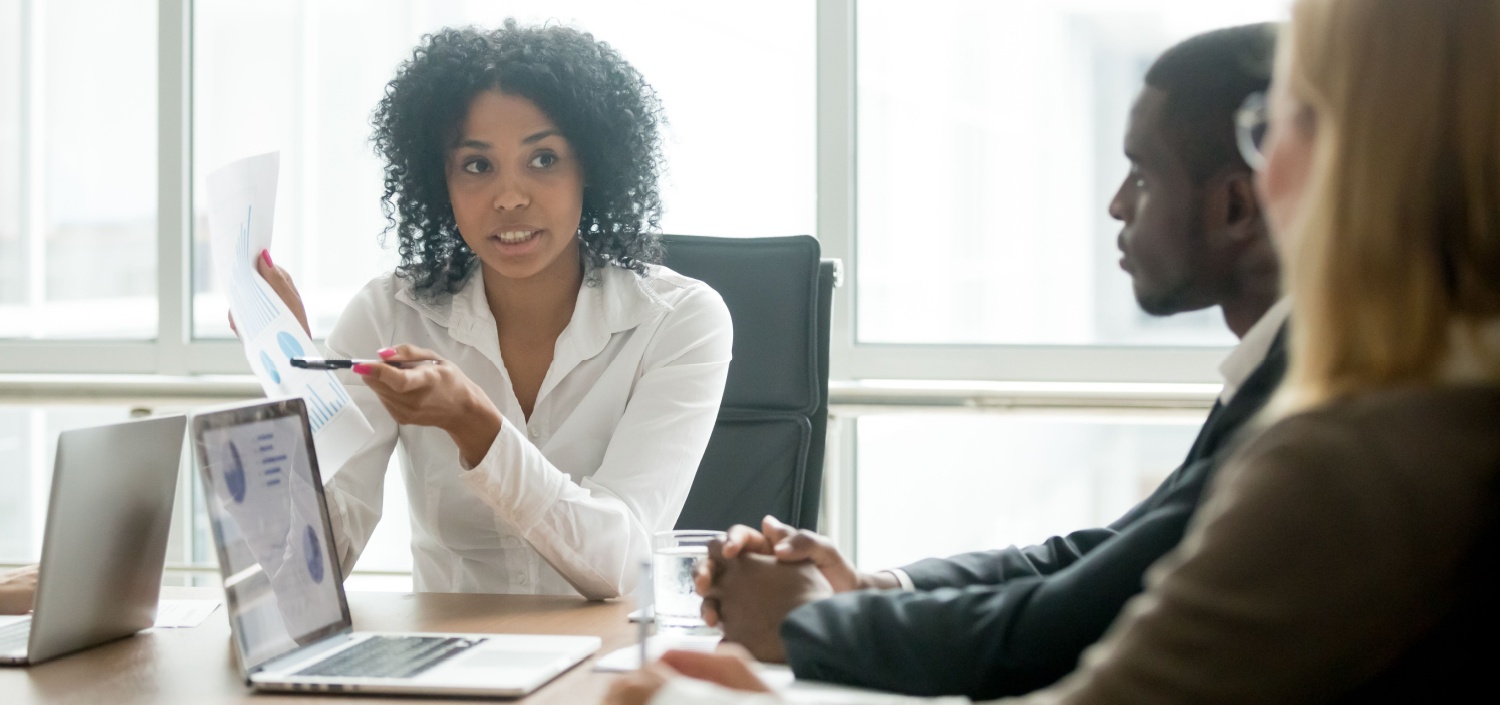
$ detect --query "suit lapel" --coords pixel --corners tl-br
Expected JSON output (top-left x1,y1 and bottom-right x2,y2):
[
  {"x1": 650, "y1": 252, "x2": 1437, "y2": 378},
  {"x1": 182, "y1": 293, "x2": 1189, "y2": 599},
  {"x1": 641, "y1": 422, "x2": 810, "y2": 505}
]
[{"x1": 1189, "y1": 325, "x2": 1290, "y2": 463}]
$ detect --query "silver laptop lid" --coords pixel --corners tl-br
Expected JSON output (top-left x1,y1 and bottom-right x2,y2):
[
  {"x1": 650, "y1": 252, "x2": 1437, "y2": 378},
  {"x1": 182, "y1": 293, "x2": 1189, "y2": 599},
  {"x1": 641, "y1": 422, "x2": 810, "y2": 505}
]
[
  {"x1": 28, "y1": 414, "x2": 187, "y2": 664},
  {"x1": 191, "y1": 398, "x2": 352, "y2": 675}
]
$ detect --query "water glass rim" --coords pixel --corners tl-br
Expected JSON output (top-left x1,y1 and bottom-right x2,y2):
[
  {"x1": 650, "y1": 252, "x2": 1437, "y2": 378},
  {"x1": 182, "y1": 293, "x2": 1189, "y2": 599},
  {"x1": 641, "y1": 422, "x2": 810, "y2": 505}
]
[
  {"x1": 654, "y1": 529, "x2": 727, "y2": 539},
  {"x1": 654, "y1": 529, "x2": 726, "y2": 550}
]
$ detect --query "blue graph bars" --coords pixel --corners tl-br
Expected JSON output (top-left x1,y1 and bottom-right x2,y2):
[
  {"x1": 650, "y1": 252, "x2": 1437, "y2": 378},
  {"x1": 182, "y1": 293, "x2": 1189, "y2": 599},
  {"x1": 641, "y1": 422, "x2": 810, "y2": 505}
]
[{"x1": 303, "y1": 380, "x2": 351, "y2": 434}]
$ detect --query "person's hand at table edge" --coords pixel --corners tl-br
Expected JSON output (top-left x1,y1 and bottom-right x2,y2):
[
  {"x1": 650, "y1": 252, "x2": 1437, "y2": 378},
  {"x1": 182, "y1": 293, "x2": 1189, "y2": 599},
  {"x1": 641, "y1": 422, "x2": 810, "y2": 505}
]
[
  {"x1": 0, "y1": 564, "x2": 39, "y2": 615},
  {"x1": 603, "y1": 646, "x2": 774, "y2": 705}
]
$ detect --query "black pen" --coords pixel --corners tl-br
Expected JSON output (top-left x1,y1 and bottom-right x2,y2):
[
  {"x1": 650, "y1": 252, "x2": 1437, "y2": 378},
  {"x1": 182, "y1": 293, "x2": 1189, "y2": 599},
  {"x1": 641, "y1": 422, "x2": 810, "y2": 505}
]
[{"x1": 289, "y1": 357, "x2": 441, "y2": 370}]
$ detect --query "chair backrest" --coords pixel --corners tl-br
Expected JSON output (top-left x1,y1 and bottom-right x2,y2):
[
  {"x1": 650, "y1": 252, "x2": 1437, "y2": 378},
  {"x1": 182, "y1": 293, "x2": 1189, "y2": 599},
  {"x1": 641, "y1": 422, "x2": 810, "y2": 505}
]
[{"x1": 659, "y1": 235, "x2": 837, "y2": 531}]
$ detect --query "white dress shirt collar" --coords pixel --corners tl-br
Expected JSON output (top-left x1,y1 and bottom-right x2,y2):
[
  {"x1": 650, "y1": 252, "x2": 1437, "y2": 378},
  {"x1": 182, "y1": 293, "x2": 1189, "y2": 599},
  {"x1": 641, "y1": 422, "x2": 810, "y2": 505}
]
[
  {"x1": 1218, "y1": 298, "x2": 1292, "y2": 405},
  {"x1": 391, "y1": 264, "x2": 669, "y2": 365}
]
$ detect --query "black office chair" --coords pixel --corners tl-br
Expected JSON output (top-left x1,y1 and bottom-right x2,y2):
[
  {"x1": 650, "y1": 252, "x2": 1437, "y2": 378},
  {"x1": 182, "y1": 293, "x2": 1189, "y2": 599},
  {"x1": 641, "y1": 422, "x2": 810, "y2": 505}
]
[{"x1": 660, "y1": 235, "x2": 838, "y2": 532}]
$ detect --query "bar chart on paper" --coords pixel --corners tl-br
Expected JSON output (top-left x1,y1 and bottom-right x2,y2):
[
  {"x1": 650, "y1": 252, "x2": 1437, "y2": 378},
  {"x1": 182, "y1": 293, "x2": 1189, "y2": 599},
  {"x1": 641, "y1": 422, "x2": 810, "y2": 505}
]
[
  {"x1": 302, "y1": 379, "x2": 353, "y2": 434},
  {"x1": 229, "y1": 205, "x2": 283, "y2": 340}
]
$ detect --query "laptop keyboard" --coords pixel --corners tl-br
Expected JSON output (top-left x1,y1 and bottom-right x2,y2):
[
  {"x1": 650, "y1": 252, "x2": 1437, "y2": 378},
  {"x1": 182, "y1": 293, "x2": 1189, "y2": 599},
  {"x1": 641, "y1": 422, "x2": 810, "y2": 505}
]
[
  {"x1": 0, "y1": 620, "x2": 31, "y2": 653},
  {"x1": 294, "y1": 635, "x2": 483, "y2": 680}
]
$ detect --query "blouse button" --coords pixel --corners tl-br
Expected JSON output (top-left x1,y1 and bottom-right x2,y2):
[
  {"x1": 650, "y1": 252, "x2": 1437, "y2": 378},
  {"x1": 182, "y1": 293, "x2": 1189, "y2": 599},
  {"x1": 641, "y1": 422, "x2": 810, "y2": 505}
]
[{"x1": 528, "y1": 427, "x2": 540, "y2": 439}]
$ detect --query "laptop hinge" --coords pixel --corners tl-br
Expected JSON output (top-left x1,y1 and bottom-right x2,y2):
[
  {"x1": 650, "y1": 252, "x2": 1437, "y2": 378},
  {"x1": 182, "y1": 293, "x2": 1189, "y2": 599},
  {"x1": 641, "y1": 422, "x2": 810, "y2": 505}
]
[{"x1": 250, "y1": 631, "x2": 357, "y2": 679}]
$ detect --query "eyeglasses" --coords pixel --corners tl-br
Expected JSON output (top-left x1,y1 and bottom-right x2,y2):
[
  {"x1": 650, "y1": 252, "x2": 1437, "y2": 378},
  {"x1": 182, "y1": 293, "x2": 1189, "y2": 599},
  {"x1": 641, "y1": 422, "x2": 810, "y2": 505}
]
[{"x1": 1235, "y1": 91, "x2": 1269, "y2": 171}]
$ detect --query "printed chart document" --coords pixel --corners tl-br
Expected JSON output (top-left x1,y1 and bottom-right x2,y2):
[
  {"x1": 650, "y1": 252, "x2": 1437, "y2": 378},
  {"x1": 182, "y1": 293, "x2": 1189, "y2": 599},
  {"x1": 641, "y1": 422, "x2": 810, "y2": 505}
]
[
  {"x1": 206, "y1": 152, "x2": 372, "y2": 473},
  {"x1": 152, "y1": 599, "x2": 221, "y2": 629}
]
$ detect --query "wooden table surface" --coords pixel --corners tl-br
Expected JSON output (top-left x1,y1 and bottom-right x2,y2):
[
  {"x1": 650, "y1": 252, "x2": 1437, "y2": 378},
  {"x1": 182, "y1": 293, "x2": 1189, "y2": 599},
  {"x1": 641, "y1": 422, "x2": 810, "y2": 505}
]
[{"x1": 1, "y1": 587, "x2": 638, "y2": 704}]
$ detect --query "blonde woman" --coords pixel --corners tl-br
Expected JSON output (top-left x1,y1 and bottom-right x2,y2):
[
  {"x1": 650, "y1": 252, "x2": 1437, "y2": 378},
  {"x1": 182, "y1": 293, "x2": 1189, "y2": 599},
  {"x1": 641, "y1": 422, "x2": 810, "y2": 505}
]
[{"x1": 607, "y1": 0, "x2": 1500, "y2": 703}]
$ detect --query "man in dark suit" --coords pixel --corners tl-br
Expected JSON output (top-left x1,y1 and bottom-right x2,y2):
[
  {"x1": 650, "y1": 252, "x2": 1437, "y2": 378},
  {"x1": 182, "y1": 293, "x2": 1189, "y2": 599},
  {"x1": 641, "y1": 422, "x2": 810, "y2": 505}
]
[{"x1": 695, "y1": 24, "x2": 1285, "y2": 700}]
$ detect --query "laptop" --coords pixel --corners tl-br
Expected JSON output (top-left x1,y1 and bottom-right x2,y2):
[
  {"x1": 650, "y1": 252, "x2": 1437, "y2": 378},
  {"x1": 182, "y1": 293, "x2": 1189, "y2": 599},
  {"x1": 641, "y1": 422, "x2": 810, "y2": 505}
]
[
  {"x1": 190, "y1": 398, "x2": 599, "y2": 696},
  {"x1": 0, "y1": 414, "x2": 188, "y2": 666}
]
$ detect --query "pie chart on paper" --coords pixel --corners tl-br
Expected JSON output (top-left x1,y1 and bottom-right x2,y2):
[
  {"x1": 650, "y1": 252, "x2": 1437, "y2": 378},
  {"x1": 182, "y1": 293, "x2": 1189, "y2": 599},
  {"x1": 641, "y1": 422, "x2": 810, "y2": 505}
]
[
  {"x1": 277, "y1": 331, "x2": 304, "y2": 360},
  {"x1": 259, "y1": 350, "x2": 281, "y2": 384}
]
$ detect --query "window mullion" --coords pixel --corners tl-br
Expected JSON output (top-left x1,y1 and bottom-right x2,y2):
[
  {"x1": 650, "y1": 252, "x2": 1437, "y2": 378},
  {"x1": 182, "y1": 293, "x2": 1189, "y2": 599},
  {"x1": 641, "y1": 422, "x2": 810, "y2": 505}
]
[
  {"x1": 816, "y1": 0, "x2": 856, "y2": 382},
  {"x1": 20, "y1": 0, "x2": 44, "y2": 336},
  {"x1": 156, "y1": 0, "x2": 191, "y2": 375}
]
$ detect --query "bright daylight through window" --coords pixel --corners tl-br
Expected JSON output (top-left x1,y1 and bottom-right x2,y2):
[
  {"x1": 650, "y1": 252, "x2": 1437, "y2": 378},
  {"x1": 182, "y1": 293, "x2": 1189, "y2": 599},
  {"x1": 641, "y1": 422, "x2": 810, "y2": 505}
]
[
  {"x1": 857, "y1": 0, "x2": 1285, "y2": 346},
  {"x1": 0, "y1": 0, "x2": 157, "y2": 340}
]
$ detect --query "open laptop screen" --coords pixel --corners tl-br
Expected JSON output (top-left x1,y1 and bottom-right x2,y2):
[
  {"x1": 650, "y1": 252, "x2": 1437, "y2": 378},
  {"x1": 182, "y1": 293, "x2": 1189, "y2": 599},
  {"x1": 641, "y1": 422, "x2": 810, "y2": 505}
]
[{"x1": 193, "y1": 399, "x2": 351, "y2": 672}]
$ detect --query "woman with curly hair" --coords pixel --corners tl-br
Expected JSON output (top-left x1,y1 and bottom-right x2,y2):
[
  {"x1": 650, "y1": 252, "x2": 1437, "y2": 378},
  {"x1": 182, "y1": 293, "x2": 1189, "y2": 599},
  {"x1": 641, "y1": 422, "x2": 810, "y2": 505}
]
[{"x1": 254, "y1": 20, "x2": 732, "y2": 600}]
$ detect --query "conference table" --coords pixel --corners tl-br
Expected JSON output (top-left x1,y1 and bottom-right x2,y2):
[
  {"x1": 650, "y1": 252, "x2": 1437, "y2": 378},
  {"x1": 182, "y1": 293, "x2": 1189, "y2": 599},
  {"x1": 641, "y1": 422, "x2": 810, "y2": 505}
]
[{"x1": 1, "y1": 587, "x2": 640, "y2": 704}]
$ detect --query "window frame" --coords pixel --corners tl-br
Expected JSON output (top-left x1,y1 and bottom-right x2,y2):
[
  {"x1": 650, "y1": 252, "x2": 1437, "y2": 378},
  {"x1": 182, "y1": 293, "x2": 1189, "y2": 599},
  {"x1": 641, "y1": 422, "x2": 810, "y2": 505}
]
[
  {"x1": 817, "y1": 0, "x2": 1231, "y2": 385},
  {"x1": 0, "y1": 0, "x2": 1231, "y2": 383}
]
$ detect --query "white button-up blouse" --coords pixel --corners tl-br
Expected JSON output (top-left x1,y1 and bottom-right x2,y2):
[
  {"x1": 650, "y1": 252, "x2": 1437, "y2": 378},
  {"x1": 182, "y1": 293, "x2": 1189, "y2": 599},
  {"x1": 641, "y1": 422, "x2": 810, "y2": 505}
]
[{"x1": 321, "y1": 263, "x2": 732, "y2": 600}]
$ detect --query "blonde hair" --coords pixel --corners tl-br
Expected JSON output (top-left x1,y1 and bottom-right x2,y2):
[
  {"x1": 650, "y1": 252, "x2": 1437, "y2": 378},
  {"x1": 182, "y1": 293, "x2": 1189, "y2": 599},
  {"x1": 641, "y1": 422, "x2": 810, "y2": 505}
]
[{"x1": 1274, "y1": 0, "x2": 1500, "y2": 414}]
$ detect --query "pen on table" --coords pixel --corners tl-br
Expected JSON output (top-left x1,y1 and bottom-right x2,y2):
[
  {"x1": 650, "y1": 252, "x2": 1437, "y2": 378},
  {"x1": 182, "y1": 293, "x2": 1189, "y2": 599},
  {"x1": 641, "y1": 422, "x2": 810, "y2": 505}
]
[{"x1": 289, "y1": 357, "x2": 442, "y2": 370}]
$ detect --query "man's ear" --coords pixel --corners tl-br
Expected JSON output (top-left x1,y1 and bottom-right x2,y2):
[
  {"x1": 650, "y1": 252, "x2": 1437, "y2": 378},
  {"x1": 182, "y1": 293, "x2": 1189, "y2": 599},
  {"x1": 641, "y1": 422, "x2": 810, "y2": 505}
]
[{"x1": 1222, "y1": 170, "x2": 1262, "y2": 240}]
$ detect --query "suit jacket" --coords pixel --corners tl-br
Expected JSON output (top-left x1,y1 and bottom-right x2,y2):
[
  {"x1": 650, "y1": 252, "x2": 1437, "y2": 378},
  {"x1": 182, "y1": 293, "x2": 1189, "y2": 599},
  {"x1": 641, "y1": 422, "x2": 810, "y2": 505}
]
[{"x1": 780, "y1": 329, "x2": 1289, "y2": 699}]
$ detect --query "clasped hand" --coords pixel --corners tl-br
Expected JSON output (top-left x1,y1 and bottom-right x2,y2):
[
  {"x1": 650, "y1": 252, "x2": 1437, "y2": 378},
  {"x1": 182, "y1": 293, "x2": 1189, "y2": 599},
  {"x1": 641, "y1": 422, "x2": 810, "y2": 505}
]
[{"x1": 694, "y1": 516, "x2": 893, "y2": 663}]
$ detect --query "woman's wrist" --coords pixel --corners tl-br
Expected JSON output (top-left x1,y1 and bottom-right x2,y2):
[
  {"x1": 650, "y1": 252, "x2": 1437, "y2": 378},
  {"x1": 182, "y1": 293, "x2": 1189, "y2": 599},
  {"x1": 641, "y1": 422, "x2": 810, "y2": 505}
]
[{"x1": 446, "y1": 385, "x2": 503, "y2": 468}]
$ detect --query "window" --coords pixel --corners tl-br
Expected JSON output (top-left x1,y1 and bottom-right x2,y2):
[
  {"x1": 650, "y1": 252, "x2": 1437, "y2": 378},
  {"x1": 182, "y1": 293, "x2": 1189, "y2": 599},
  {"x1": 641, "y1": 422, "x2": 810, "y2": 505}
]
[
  {"x1": 0, "y1": 0, "x2": 157, "y2": 340},
  {"x1": 855, "y1": 0, "x2": 1284, "y2": 347},
  {"x1": 854, "y1": 409, "x2": 1205, "y2": 569}
]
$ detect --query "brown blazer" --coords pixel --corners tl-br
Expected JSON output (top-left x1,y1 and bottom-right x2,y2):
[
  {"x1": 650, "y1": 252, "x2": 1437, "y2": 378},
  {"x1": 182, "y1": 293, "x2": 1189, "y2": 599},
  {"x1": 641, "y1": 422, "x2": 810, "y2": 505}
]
[{"x1": 1009, "y1": 384, "x2": 1500, "y2": 705}]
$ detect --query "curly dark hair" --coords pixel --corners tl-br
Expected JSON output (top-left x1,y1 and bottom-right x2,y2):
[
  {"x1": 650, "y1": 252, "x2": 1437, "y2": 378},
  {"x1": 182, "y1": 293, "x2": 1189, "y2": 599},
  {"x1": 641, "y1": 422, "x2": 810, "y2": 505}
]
[{"x1": 372, "y1": 20, "x2": 666, "y2": 296}]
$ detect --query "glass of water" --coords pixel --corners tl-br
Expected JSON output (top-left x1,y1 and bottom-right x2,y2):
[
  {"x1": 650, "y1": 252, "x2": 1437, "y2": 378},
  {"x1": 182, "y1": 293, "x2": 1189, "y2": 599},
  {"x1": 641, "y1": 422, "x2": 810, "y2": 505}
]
[{"x1": 652, "y1": 530, "x2": 725, "y2": 632}]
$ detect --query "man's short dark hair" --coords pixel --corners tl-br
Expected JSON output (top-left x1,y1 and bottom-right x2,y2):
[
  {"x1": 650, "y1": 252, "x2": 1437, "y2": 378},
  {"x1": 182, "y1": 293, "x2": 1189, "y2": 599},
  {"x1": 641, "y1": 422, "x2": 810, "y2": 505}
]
[{"x1": 1145, "y1": 23, "x2": 1277, "y2": 182}]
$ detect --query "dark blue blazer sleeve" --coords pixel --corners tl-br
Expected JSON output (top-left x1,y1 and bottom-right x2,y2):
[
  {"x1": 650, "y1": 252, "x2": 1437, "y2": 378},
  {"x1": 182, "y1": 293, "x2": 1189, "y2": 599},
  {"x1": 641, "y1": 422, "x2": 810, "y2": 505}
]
[
  {"x1": 782, "y1": 456, "x2": 1211, "y2": 699},
  {"x1": 781, "y1": 328, "x2": 1288, "y2": 699},
  {"x1": 898, "y1": 527, "x2": 1119, "y2": 590}
]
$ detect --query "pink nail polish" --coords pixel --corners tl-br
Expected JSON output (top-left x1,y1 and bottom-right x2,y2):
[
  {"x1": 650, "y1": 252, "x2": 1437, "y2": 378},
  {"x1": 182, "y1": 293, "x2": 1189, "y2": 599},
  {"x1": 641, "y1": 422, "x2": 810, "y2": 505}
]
[
  {"x1": 351, "y1": 363, "x2": 372, "y2": 375},
  {"x1": 377, "y1": 348, "x2": 396, "y2": 359},
  {"x1": 260, "y1": 250, "x2": 273, "y2": 268}
]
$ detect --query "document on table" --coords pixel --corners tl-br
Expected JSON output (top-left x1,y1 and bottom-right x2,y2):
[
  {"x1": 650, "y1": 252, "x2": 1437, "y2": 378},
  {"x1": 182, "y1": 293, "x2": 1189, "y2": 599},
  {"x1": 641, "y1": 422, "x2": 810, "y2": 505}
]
[
  {"x1": 152, "y1": 599, "x2": 221, "y2": 629},
  {"x1": 205, "y1": 152, "x2": 372, "y2": 474},
  {"x1": 596, "y1": 650, "x2": 886, "y2": 704},
  {"x1": 594, "y1": 633, "x2": 722, "y2": 672}
]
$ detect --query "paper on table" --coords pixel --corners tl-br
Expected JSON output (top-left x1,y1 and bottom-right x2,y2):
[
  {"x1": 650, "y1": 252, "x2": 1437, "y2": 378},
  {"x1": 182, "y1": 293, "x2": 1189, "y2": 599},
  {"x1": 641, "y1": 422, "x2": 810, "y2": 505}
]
[
  {"x1": 206, "y1": 152, "x2": 373, "y2": 474},
  {"x1": 593, "y1": 633, "x2": 722, "y2": 672},
  {"x1": 152, "y1": 599, "x2": 221, "y2": 629},
  {"x1": 597, "y1": 637, "x2": 902, "y2": 703}
]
